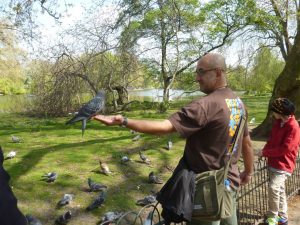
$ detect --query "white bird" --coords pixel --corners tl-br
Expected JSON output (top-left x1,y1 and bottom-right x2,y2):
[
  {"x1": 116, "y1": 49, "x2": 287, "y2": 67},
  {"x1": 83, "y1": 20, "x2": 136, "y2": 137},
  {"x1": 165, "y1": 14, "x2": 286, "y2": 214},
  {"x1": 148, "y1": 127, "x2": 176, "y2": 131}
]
[
  {"x1": 249, "y1": 117, "x2": 256, "y2": 125},
  {"x1": 6, "y1": 151, "x2": 16, "y2": 159}
]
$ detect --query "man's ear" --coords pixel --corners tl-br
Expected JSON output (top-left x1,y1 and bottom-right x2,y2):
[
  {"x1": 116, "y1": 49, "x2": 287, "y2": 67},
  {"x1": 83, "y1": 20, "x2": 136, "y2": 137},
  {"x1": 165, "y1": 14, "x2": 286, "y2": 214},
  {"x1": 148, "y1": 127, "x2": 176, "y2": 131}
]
[{"x1": 215, "y1": 68, "x2": 222, "y2": 78}]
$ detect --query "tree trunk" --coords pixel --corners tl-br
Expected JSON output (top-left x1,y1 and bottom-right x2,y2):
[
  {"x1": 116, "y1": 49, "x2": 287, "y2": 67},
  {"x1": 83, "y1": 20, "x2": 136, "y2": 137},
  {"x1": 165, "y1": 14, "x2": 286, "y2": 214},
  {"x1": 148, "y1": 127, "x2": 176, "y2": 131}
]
[{"x1": 252, "y1": 28, "x2": 300, "y2": 137}]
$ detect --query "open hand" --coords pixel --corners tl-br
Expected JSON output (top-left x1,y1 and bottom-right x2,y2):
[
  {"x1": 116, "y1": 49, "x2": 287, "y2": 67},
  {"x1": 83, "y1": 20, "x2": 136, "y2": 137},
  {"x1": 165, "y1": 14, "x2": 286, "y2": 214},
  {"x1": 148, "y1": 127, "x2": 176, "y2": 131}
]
[{"x1": 92, "y1": 115, "x2": 124, "y2": 126}]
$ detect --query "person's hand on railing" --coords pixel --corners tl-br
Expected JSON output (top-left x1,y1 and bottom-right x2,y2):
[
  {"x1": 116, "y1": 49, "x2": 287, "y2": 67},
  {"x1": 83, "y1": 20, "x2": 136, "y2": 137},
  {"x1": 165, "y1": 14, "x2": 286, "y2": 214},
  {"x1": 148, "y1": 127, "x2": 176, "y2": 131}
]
[
  {"x1": 257, "y1": 150, "x2": 263, "y2": 159},
  {"x1": 240, "y1": 170, "x2": 253, "y2": 185}
]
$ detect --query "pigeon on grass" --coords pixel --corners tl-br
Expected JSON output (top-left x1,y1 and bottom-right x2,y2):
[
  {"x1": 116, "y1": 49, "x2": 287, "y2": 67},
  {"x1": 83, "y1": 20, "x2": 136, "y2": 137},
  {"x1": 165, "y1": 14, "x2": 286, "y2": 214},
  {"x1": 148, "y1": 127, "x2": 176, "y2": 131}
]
[
  {"x1": 139, "y1": 151, "x2": 151, "y2": 164},
  {"x1": 99, "y1": 159, "x2": 111, "y2": 175},
  {"x1": 42, "y1": 172, "x2": 57, "y2": 183},
  {"x1": 11, "y1": 135, "x2": 22, "y2": 143},
  {"x1": 25, "y1": 214, "x2": 42, "y2": 225},
  {"x1": 66, "y1": 91, "x2": 105, "y2": 136},
  {"x1": 57, "y1": 194, "x2": 74, "y2": 207},
  {"x1": 5, "y1": 151, "x2": 16, "y2": 160},
  {"x1": 121, "y1": 155, "x2": 132, "y2": 163},
  {"x1": 86, "y1": 191, "x2": 106, "y2": 211},
  {"x1": 148, "y1": 172, "x2": 163, "y2": 184},
  {"x1": 88, "y1": 178, "x2": 107, "y2": 192},
  {"x1": 166, "y1": 139, "x2": 173, "y2": 150},
  {"x1": 55, "y1": 211, "x2": 72, "y2": 225},
  {"x1": 101, "y1": 211, "x2": 123, "y2": 224},
  {"x1": 136, "y1": 195, "x2": 156, "y2": 206}
]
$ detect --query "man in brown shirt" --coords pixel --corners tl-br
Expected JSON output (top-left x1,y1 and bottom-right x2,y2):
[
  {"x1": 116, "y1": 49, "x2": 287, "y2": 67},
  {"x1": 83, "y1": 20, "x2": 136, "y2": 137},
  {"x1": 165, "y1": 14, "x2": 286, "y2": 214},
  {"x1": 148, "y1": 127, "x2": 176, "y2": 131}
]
[{"x1": 93, "y1": 53, "x2": 254, "y2": 225}]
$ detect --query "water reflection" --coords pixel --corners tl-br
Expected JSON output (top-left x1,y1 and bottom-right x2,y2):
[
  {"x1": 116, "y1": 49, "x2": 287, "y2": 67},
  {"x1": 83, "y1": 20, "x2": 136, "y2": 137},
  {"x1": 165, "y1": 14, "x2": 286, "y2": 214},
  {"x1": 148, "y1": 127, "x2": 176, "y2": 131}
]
[{"x1": 129, "y1": 89, "x2": 202, "y2": 102}]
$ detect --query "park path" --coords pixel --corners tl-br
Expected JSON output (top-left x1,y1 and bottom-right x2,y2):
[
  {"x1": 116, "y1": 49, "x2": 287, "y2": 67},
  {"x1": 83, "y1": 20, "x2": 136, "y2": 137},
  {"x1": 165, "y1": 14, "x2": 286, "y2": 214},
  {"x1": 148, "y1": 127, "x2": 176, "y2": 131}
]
[{"x1": 287, "y1": 194, "x2": 300, "y2": 225}]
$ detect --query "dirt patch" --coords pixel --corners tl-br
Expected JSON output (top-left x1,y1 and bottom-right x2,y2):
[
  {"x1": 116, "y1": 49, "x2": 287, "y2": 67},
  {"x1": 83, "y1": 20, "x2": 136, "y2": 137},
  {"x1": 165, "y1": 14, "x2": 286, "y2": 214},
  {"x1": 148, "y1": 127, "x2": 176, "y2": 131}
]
[{"x1": 288, "y1": 194, "x2": 300, "y2": 225}]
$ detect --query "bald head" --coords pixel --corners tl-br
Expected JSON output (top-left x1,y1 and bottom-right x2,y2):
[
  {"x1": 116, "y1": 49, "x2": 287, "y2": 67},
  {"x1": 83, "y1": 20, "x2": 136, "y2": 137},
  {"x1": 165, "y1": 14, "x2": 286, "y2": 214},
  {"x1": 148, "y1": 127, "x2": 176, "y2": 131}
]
[
  {"x1": 200, "y1": 53, "x2": 226, "y2": 71},
  {"x1": 195, "y1": 53, "x2": 227, "y2": 94}
]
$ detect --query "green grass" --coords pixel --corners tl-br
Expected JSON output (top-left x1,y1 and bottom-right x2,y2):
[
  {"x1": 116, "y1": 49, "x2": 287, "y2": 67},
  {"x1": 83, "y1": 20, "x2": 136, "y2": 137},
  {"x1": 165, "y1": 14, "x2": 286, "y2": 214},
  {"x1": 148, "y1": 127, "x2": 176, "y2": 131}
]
[{"x1": 0, "y1": 95, "x2": 269, "y2": 225}]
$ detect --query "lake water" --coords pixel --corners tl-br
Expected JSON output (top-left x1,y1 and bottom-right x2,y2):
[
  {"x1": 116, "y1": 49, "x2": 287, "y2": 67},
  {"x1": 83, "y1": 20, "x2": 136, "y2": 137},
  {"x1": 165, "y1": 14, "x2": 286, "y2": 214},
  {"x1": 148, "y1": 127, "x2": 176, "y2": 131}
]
[
  {"x1": 129, "y1": 89, "x2": 203, "y2": 102},
  {"x1": 0, "y1": 89, "x2": 203, "y2": 113}
]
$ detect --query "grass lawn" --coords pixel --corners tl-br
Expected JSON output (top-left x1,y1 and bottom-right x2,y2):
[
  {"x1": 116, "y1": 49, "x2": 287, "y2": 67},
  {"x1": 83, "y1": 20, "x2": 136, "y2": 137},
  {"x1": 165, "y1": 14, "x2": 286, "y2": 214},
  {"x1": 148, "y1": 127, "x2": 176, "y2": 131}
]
[{"x1": 0, "y1": 95, "x2": 269, "y2": 225}]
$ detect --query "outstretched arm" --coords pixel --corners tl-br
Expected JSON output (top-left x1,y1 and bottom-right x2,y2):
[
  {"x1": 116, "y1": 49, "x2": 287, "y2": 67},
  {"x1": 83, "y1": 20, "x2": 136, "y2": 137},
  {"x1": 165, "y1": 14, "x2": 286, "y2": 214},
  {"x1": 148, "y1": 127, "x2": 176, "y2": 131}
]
[
  {"x1": 93, "y1": 114, "x2": 176, "y2": 135},
  {"x1": 240, "y1": 134, "x2": 254, "y2": 185}
]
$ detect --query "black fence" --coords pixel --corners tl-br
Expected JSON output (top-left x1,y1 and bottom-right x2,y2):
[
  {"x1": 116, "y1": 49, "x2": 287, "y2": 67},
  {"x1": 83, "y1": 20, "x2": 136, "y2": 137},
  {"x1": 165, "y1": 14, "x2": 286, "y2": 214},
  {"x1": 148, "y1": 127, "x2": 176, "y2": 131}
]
[
  {"x1": 237, "y1": 156, "x2": 300, "y2": 225},
  {"x1": 107, "y1": 157, "x2": 300, "y2": 225}
]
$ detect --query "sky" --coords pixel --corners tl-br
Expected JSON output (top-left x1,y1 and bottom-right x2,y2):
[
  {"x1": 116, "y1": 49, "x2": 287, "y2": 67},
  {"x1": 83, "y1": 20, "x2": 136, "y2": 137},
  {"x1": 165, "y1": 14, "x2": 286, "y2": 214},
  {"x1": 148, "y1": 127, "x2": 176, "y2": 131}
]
[{"x1": 20, "y1": 0, "x2": 247, "y2": 67}]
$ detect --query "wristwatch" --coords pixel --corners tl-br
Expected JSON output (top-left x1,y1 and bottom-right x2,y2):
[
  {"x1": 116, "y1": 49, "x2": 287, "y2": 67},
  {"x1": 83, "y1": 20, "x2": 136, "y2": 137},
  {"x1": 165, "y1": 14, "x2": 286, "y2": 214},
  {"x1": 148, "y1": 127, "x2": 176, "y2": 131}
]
[{"x1": 121, "y1": 117, "x2": 128, "y2": 127}]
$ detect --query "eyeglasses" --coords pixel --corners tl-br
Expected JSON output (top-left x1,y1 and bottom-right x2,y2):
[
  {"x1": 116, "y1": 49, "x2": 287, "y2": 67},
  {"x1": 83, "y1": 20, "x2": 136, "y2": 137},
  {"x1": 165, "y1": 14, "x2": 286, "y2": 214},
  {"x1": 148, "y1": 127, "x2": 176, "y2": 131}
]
[{"x1": 195, "y1": 68, "x2": 219, "y2": 76}]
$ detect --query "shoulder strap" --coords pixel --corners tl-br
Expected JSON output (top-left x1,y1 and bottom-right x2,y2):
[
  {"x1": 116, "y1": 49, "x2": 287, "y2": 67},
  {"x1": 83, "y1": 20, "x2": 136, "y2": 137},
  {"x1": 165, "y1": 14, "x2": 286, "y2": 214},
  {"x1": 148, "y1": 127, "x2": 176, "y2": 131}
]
[{"x1": 224, "y1": 115, "x2": 246, "y2": 177}]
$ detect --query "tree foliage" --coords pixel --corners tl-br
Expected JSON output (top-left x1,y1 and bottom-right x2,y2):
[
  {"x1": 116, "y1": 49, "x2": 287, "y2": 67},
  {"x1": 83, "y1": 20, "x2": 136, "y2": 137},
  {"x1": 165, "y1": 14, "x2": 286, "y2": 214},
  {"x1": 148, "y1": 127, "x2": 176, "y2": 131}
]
[
  {"x1": 116, "y1": 0, "x2": 255, "y2": 107},
  {"x1": 0, "y1": 21, "x2": 26, "y2": 94}
]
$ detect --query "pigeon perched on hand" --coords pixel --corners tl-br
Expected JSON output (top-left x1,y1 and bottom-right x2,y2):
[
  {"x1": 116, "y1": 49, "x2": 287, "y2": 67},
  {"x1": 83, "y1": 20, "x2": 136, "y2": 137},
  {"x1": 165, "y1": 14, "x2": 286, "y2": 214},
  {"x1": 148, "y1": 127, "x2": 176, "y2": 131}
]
[
  {"x1": 42, "y1": 172, "x2": 57, "y2": 183},
  {"x1": 86, "y1": 191, "x2": 106, "y2": 211},
  {"x1": 99, "y1": 160, "x2": 111, "y2": 175},
  {"x1": 25, "y1": 214, "x2": 42, "y2": 225},
  {"x1": 101, "y1": 211, "x2": 123, "y2": 224},
  {"x1": 11, "y1": 135, "x2": 22, "y2": 143},
  {"x1": 136, "y1": 195, "x2": 156, "y2": 206},
  {"x1": 88, "y1": 178, "x2": 107, "y2": 192},
  {"x1": 66, "y1": 91, "x2": 105, "y2": 136},
  {"x1": 57, "y1": 194, "x2": 74, "y2": 207},
  {"x1": 55, "y1": 211, "x2": 72, "y2": 225},
  {"x1": 5, "y1": 151, "x2": 16, "y2": 160},
  {"x1": 139, "y1": 151, "x2": 151, "y2": 164},
  {"x1": 148, "y1": 172, "x2": 163, "y2": 184}
]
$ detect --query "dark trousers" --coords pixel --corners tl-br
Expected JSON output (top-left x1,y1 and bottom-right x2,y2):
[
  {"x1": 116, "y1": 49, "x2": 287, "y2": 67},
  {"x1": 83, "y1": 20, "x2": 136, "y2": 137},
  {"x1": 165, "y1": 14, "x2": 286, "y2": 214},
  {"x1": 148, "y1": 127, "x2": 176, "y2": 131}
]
[{"x1": 0, "y1": 147, "x2": 27, "y2": 225}]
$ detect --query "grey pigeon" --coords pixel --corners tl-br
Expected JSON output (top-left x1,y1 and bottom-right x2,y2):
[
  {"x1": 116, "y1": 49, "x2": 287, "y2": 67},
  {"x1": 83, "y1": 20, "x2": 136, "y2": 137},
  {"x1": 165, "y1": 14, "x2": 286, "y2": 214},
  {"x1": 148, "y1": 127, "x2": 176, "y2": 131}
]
[
  {"x1": 86, "y1": 191, "x2": 106, "y2": 211},
  {"x1": 11, "y1": 135, "x2": 22, "y2": 143},
  {"x1": 66, "y1": 91, "x2": 105, "y2": 136},
  {"x1": 132, "y1": 134, "x2": 141, "y2": 141},
  {"x1": 57, "y1": 194, "x2": 73, "y2": 207},
  {"x1": 139, "y1": 151, "x2": 151, "y2": 164},
  {"x1": 136, "y1": 195, "x2": 156, "y2": 206},
  {"x1": 55, "y1": 211, "x2": 72, "y2": 225},
  {"x1": 42, "y1": 172, "x2": 57, "y2": 183},
  {"x1": 88, "y1": 178, "x2": 107, "y2": 192},
  {"x1": 148, "y1": 172, "x2": 163, "y2": 184},
  {"x1": 25, "y1": 214, "x2": 42, "y2": 225},
  {"x1": 101, "y1": 211, "x2": 123, "y2": 224},
  {"x1": 121, "y1": 155, "x2": 131, "y2": 163}
]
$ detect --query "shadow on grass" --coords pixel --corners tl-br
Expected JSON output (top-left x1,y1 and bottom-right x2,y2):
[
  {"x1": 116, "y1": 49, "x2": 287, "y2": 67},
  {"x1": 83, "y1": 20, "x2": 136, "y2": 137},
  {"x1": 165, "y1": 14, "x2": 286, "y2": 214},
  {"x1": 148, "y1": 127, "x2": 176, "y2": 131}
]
[{"x1": 7, "y1": 135, "x2": 133, "y2": 180}]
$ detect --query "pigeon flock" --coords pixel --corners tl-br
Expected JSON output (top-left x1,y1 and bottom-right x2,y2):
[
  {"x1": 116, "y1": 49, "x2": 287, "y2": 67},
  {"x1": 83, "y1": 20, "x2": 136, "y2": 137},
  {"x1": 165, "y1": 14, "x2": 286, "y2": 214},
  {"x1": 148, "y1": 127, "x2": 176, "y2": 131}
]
[{"x1": 3, "y1": 92, "x2": 176, "y2": 225}]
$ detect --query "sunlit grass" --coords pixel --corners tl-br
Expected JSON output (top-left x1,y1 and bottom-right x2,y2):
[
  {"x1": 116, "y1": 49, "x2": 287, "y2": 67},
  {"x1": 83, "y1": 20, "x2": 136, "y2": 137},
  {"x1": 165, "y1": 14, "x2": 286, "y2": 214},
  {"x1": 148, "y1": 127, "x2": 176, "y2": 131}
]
[{"x1": 0, "y1": 95, "x2": 269, "y2": 224}]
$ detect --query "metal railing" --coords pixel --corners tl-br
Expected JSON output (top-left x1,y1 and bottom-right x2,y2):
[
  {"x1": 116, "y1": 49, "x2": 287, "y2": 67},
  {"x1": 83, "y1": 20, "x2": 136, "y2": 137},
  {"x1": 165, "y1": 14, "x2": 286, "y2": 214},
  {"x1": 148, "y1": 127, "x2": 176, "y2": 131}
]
[
  {"x1": 237, "y1": 156, "x2": 300, "y2": 224},
  {"x1": 110, "y1": 157, "x2": 300, "y2": 225}
]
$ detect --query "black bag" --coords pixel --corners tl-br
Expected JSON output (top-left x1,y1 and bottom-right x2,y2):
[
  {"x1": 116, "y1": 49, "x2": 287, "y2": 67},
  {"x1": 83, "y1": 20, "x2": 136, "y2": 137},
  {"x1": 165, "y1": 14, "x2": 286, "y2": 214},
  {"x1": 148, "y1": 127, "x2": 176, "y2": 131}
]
[{"x1": 192, "y1": 115, "x2": 245, "y2": 221}]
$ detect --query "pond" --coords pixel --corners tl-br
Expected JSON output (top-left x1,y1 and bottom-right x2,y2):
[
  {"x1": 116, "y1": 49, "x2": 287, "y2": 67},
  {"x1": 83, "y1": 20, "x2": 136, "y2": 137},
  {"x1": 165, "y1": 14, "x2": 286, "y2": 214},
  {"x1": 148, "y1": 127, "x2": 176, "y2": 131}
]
[
  {"x1": 128, "y1": 89, "x2": 203, "y2": 102},
  {"x1": 0, "y1": 89, "x2": 203, "y2": 113}
]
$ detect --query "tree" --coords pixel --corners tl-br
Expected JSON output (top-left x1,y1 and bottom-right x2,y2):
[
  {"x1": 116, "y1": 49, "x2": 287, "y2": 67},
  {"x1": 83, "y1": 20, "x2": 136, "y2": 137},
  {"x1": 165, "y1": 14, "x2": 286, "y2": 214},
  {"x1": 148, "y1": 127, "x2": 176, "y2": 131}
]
[
  {"x1": 247, "y1": 47, "x2": 284, "y2": 94},
  {"x1": 0, "y1": 21, "x2": 26, "y2": 94},
  {"x1": 116, "y1": 0, "x2": 254, "y2": 109},
  {"x1": 245, "y1": 0, "x2": 300, "y2": 136}
]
